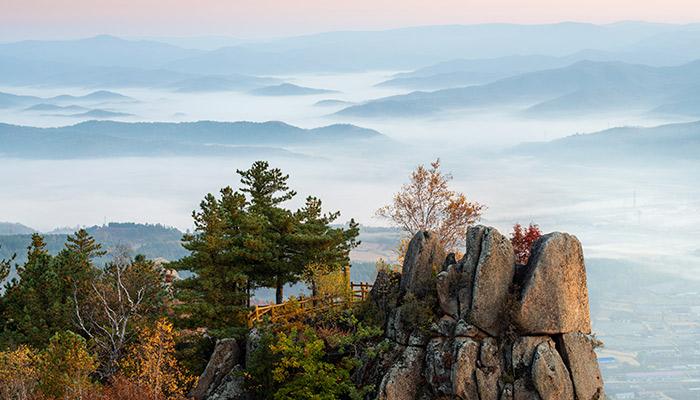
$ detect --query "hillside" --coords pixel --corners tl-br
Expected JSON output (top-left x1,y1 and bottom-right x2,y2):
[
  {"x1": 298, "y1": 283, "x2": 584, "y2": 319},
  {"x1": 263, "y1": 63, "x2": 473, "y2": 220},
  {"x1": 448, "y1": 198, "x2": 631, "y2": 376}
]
[
  {"x1": 3, "y1": 23, "x2": 700, "y2": 81},
  {"x1": 0, "y1": 222, "x2": 35, "y2": 235},
  {"x1": 0, "y1": 222, "x2": 189, "y2": 271},
  {"x1": 0, "y1": 35, "x2": 201, "y2": 69}
]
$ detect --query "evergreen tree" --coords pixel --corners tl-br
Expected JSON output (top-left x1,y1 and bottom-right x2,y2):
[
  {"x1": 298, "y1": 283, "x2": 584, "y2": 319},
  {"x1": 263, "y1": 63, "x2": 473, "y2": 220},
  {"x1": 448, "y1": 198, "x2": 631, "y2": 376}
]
[
  {"x1": 174, "y1": 188, "x2": 255, "y2": 339},
  {"x1": 0, "y1": 231, "x2": 104, "y2": 348},
  {"x1": 237, "y1": 161, "x2": 298, "y2": 304},
  {"x1": 1, "y1": 235, "x2": 74, "y2": 347},
  {"x1": 65, "y1": 228, "x2": 107, "y2": 260},
  {"x1": 0, "y1": 246, "x2": 14, "y2": 284},
  {"x1": 174, "y1": 161, "x2": 360, "y2": 340},
  {"x1": 293, "y1": 196, "x2": 360, "y2": 297}
]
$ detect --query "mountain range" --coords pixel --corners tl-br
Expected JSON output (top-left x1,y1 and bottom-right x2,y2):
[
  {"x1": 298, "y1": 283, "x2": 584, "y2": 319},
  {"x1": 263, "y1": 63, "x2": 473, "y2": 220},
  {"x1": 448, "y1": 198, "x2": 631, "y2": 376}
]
[
  {"x1": 0, "y1": 120, "x2": 389, "y2": 159},
  {"x1": 4, "y1": 22, "x2": 700, "y2": 89},
  {"x1": 338, "y1": 59, "x2": 700, "y2": 118}
]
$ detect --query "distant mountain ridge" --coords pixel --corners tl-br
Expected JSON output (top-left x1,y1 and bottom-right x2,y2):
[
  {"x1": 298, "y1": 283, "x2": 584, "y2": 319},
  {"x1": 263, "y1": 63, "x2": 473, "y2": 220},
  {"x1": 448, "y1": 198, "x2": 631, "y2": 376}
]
[
  {"x1": 510, "y1": 120, "x2": 700, "y2": 162},
  {"x1": 0, "y1": 120, "x2": 389, "y2": 159},
  {"x1": 0, "y1": 222, "x2": 189, "y2": 273},
  {"x1": 0, "y1": 222, "x2": 35, "y2": 235},
  {"x1": 339, "y1": 59, "x2": 700, "y2": 118},
  {"x1": 4, "y1": 22, "x2": 700, "y2": 81}
]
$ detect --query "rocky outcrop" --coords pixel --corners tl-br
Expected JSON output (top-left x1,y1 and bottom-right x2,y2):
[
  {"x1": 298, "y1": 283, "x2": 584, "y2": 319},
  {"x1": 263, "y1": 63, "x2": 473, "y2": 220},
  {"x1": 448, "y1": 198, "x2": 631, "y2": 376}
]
[
  {"x1": 400, "y1": 231, "x2": 446, "y2": 297},
  {"x1": 531, "y1": 340, "x2": 574, "y2": 400},
  {"x1": 370, "y1": 268, "x2": 402, "y2": 321},
  {"x1": 517, "y1": 232, "x2": 591, "y2": 335},
  {"x1": 468, "y1": 226, "x2": 515, "y2": 336},
  {"x1": 193, "y1": 226, "x2": 605, "y2": 400},
  {"x1": 557, "y1": 332, "x2": 606, "y2": 400},
  {"x1": 189, "y1": 339, "x2": 245, "y2": 400},
  {"x1": 365, "y1": 226, "x2": 605, "y2": 400},
  {"x1": 377, "y1": 345, "x2": 425, "y2": 400}
]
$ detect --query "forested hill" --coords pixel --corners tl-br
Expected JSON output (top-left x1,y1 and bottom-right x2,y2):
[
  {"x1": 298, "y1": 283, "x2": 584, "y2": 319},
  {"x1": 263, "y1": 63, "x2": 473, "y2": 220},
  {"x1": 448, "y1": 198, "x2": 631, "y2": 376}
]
[{"x1": 0, "y1": 222, "x2": 189, "y2": 269}]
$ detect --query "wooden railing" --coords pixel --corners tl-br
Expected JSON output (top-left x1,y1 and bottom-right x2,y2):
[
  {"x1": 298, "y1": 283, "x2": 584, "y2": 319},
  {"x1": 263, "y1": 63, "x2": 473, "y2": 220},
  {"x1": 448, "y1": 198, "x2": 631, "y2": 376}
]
[{"x1": 248, "y1": 281, "x2": 373, "y2": 327}]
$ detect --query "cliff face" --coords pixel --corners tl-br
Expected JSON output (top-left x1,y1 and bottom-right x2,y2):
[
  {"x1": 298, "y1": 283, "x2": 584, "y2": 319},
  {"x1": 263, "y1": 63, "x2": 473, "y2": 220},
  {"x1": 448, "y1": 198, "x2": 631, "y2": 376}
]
[{"x1": 366, "y1": 226, "x2": 605, "y2": 400}]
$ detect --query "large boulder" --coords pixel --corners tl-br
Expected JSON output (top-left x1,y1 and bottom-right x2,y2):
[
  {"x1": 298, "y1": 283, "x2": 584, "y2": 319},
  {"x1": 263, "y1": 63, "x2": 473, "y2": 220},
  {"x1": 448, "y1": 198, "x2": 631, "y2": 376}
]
[
  {"x1": 206, "y1": 364, "x2": 247, "y2": 400},
  {"x1": 557, "y1": 332, "x2": 606, "y2": 400},
  {"x1": 400, "y1": 231, "x2": 446, "y2": 297},
  {"x1": 190, "y1": 338, "x2": 242, "y2": 400},
  {"x1": 518, "y1": 232, "x2": 591, "y2": 335},
  {"x1": 377, "y1": 345, "x2": 425, "y2": 400},
  {"x1": 386, "y1": 307, "x2": 411, "y2": 345},
  {"x1": 467, "y1": 226, "x2": 516, "y2": 336},
  {"x1": 531, "y1": 340, "x2": 574, "y2": 400}
]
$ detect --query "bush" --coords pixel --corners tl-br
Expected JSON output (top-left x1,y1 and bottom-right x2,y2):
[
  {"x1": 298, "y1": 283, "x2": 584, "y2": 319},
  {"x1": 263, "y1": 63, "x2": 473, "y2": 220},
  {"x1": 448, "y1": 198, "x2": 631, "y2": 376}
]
[
  {"x1": 399, "y1": 292, "x2": 438, "y2": 334},
  {"x1": 38, "y1": 331, "x2": 98, "y2": 400},
  {"x1": 0, "y1": 345, "x2": 39, "y2": 400}
]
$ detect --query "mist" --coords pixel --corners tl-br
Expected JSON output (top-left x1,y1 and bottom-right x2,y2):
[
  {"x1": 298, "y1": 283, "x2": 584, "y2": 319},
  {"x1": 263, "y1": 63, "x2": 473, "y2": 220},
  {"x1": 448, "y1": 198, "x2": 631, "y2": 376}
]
[{"x1": 1, "y1": 67, "x2": 698, "y2": 279}]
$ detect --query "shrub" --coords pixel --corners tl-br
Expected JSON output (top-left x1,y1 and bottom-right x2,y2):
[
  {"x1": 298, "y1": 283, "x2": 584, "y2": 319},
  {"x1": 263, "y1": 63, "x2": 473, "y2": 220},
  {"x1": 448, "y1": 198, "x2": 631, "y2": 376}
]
[
  {"x1": 400, "y1": 292, "x2": 438, "y2": 334},
  {"x1": 38, "y1": 331, "x2": 98, "y2": 400},
  {"x1": 0, "y1": 345, "x2": 39, "y2": 400}
]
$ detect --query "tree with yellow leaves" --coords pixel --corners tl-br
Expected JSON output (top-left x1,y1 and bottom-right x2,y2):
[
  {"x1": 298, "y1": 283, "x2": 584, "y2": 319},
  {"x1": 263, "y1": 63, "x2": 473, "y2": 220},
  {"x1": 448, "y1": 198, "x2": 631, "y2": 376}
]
[
  {"x1": 120, "y1": 318, "x2": 196, "y2": 400},
  {"x1": 38, "y1": 330, "x2": 98, "y2": 400},
  {"x1": 377, "y1": 158, "x2": 485, "y2": 256},
  {"x1": 0, "y1": 345, "x2": 38, "y2": 400}
]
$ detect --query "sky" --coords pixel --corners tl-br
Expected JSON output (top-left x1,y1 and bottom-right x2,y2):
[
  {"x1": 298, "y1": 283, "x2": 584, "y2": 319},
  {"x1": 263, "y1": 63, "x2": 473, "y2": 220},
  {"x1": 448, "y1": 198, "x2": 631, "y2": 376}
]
[{"x1": 1, "y1": 0, "x2": 700, "y2": 40}]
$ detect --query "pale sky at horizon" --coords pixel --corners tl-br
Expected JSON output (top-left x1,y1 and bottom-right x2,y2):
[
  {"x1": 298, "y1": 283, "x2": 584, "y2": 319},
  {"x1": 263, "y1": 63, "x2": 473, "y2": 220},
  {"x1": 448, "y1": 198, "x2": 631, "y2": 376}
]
[{"x1": 1, "y1": 0, "x2": 700, "y2": 41}]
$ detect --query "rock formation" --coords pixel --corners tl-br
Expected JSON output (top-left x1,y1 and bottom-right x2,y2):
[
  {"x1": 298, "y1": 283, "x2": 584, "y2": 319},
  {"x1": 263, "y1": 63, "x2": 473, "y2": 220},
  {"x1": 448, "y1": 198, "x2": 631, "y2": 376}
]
[
  {"x1": 189, "y1": 339, "x2": 246, "y2": 400},
  {"x1": 371, "y1": 226, "x2": 605, "y2": 400},
  {"x1": 192, "y1": 225, "x2": 605, "y2": 400}
]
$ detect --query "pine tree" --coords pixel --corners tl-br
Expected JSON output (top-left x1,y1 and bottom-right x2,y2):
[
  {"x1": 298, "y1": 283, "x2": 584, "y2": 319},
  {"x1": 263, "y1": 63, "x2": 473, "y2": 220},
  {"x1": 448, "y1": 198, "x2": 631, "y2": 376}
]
[
  {"x1": 0, "y1": 246, "x2": 14, "y2": 283},
  {"x1": 237, "y1": 161, "x2": 299, "y2": 304},
  {"x1": 293, "y1": 196, "x2": 360, "y2": 297},
  {"x1": 174, "y1": 161, "x2": 360, "y2": 341},
  {"x1": 0, "y1": 230, "x2": 105, "y2": 348},
  {"x1": 66, "y1": 228, "x2": 107, "y2": 260},
  {"x1": 174, "y1": 188, "x2": 254, "y2": 339},
  {"x1": 0, "y1": 235, "x2": 74, "y2": 347}
]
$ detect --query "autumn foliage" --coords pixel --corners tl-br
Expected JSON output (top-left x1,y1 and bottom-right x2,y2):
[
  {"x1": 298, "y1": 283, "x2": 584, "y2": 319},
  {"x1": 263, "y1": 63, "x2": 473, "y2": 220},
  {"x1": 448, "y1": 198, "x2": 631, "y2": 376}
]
[
  {"x1": 120, "y1": 318, "x2": 196, "y2": 400},
  {"x1": 509, "y1": 222, "x2": 543, "y2": 264},
  {"x1": 377, "y1": 159, "x2": 485, "y2": 254}
]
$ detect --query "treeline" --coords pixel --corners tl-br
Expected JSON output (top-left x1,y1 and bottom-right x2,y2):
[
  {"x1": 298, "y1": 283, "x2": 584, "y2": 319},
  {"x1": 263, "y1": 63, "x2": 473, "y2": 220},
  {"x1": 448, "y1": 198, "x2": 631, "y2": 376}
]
[
  {"x1": 0, "y1": 223, "x2": 189, "y2": 274},
  {"x1": 0, "y1": 160, "x2": 361, "y2": 399}
]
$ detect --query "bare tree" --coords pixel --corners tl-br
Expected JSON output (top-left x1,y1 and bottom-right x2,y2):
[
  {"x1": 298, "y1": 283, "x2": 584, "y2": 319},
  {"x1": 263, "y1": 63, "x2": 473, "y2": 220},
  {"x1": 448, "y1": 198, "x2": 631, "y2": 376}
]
[{"x1": 74, "y1": 246, "x2": 164, "y2": 379}]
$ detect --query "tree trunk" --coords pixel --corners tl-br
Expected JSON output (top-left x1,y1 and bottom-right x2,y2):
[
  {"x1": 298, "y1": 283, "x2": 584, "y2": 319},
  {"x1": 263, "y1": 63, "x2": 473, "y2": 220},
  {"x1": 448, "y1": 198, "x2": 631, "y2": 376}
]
[{"x1": 276, "y1": 278, "x2": 284, "y2": 304}]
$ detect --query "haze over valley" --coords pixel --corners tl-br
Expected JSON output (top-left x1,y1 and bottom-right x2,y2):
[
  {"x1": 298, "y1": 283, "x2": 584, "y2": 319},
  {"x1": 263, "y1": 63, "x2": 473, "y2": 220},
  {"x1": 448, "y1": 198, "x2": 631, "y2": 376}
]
[
  {"x1": 2, "y1": 23, "x2": 699, "y2": 270},
  {"x1": 2, "y1": 19, "x2": 700, "y2": 397}
]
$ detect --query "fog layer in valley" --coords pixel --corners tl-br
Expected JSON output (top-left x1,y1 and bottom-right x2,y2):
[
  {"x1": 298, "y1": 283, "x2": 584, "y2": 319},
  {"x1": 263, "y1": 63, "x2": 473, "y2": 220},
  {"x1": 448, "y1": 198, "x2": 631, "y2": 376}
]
[
  {"x1": 1, "y1": 71, "x2": 698, "y2": 277},
  {"x1": 1, "y1": 23, "x2": 699, "y2": 278}
]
